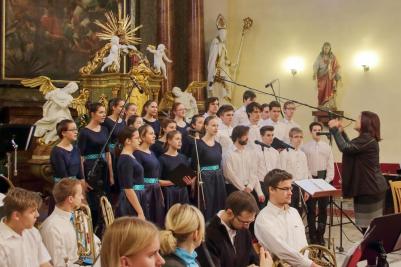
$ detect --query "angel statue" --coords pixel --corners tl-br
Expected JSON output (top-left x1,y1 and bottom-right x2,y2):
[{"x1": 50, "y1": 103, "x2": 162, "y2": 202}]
[
  {"x1": 101, "y1": 35, "x2": 137, "y2": 72},
  {"x1": 21, "y1": 76, "x2": 79, "y2": 144},
  {"x1": 207, "y1": 14, "x2": 233, "y2": 104},
  {"x1": 172, "y1": 81, "x2": 207, "y2": 121},
  {"x1": 147, "y1": 44, "x2": 173, "y2": 79}
]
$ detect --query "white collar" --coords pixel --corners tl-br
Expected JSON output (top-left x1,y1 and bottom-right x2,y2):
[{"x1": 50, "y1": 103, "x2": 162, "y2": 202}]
[
  {"x1": 0, "y1": 219, "x2": 23, "y2": 239},
  {"x1": 53, "y1": 206, "x2": 74, "y2": 221},
  {"x1": 266, "y1": 201, "x2": 289, "y2": 216}
]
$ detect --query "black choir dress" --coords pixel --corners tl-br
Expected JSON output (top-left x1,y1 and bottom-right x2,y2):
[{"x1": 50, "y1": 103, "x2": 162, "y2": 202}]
[
  {"x1": 133, "y1": 150, "x2": 165, "y2": 227},
  {"x1": 49, "y1": 145, "x2": 83, "y2": 214},
  {"x1": 159, "y1": 153, "x2": 190, "y2": 211},
  {"x1": 77, "y1": 126, "x2": 110, "y2": 227},
  {"x1": 143, "y1": 118, "x2": 161, "y2": 138},
  {"x1": 115, "y1": 154, "x2": 147, "y2": 217},
  {"x1": 150, "y1": 140, "x2": 166, "y2": 158},
  {"x1": 191, "y1": 139, "x2": 226, "y2": 221},
  {"x1": 176, "y1": 122, "x2": 190, "y2": 156}
]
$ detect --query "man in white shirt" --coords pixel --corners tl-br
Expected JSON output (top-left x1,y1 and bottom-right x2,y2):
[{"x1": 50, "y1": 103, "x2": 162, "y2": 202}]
[
  {"x1": 281, "y1": 101, "x2": 301, "y2": 143},
  {"x1": 223, "y1": 125, "x2": 265, "y2": 204},
  {"x1": 245, "y1": 102, "x2": 263, "y2": 150},
  {"x1": 280, "y1": 127, "x2": 310, "y2": 215},
  {"x1": 0, "y1": 187, "x2": 52, "y2": 267},
  {"x1": 41, "y1": 178, "x2": 91, "y2": 267},
  {"x1": 264, "y1": 101, "x2": 287, "y2": 141},
  {"x1": 301, "y1": 122, "x2": 334, "y2": 245},
  {"x1": 260, "y1": 103, "x2": 270, "y2": 126},
  {"x1": 255, "y1": 125, "x2": 281, "y2": 206},
  {"x1": 203, "y1": 97, "x2": 220, "y2": 118},
  {"x1": 216, "y1": 104, "x2": 234, "y2": 155},
  {"x1": 232, "y1": 90, "x2": 256, "y2": 127},
  {"x1": 255, "y1": 169, "x2": 322, "y2": 267}
]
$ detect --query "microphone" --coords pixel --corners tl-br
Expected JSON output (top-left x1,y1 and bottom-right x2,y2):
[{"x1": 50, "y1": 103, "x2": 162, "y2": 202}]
[
  {"x1": 265, "y1": 79, "x2": 278, "y2": 88},
  {"x1": 254, "y1": 140, "x2": 271, "y2": 148},
  {"x1": 129, "y1": 76, "x2": 144, "y2": 93},
  {"x1": 316, "y1": 132, "x2": 331, "y2": 136}
]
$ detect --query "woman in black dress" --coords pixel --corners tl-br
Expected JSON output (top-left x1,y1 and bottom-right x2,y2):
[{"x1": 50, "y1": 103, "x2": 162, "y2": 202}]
[
  {"x1": 191, "y1": 115, "x2": 226, "y2": 221},
  {"x1": 134, "y1": 124, "x2": 165, "y2": 227},
  {"x1": 329, "y1": 112, "x2": 388, "y2": 231},
  {"x1": 115, "y1": 126, "x2": 146, "y2": 219},
  {"x1": 150, "y1": 118, "x2": 177, "y2": 158},
  {"x1": 102, "y1": 98, "x2": 126, "y2": 150},
  {"x1": 49, "y1": 119, "x2": 83, "y2": 214},
  {"x1": 182, "y1": 115, "x2": 204, "y2": 158},
  {"x1": 159, "y1": 130, "x2": 194, "y2": 211},
  {"x1": 78, "y1": 102, "x2": 113, "y2": 229},
  {"x1": 142, "y1": 100, "x2": 161, "y2": 138}
]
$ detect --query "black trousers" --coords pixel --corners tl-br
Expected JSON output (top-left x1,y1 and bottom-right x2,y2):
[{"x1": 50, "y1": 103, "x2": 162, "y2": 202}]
[
  {"x1": 290, "y1": 186, "x2": 305, "y2": 216},
  {"x1": 306, "y1": 196, "x2": 329, "y2": 239}
]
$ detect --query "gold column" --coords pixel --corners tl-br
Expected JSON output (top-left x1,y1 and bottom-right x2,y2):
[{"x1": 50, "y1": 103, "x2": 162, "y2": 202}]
[
  {"x1": 157, "y1": 0, "x2": 175, "y2": 97},
  {"x1": 188, "y1": 0, "x2": 206, "y2": 107}
]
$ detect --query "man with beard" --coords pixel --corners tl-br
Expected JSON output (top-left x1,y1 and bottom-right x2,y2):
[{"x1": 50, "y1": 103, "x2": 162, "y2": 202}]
[{"x1": 223, "y1": 125, "x2": 265, "y2": 204}]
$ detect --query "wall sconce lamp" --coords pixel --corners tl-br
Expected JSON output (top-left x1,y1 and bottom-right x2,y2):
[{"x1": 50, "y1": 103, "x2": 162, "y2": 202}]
[
  {"x1": 284, "y1": 56, "x2": 304, "y2": 76},
  {"x1": 355, "y1": 51, "x2": 378, "y2": 72}
]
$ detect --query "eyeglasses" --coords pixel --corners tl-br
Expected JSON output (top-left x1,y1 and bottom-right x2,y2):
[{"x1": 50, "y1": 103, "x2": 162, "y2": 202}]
[
  {"x1": 234, "y1": 215, "x2": 255, "y2": 225},
  {"x1": 274, "y1": 186, "x2": 293, "y2": 192}
]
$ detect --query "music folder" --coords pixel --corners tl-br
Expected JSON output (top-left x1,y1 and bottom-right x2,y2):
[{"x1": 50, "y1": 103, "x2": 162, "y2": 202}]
[
  {"x1": 294, "y1": 178, "x2": 341, "y2": 198},
  {"x1": 168, "y1": 163, "x2": 196, "y2": 187}
]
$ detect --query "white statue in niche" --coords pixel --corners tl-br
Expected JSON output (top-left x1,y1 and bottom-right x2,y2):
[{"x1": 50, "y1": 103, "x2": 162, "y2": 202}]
[
  {"x1": 147, "y1": 44, "x2": 173, "y2": 79},
  {"x1": 21, "y1": 76, "x2": 79, "y2": 144},
  {"x1": 172, "y1": 81, "x2": 207, "y2": 121},
  {"x1": 207, "y1": 14, "x2": 233, "y2": 104},
  {"x1": 101, "y1": 35, "x2": 137, "y2": 72}
]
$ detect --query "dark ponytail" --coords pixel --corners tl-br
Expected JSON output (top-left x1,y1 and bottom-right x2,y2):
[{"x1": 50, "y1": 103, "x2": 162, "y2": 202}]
[{"x1": 115, "y1": 126, "x2": 138, "y2": 158}]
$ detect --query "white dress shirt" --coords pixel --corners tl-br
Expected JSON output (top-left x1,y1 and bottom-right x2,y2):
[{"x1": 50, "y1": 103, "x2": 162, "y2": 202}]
[
  {"x1": 281, "y1": 118, "x2": 301, "y2": 144},
  {"x1": 223, "y1": 146, "x2": 263, "y2": 196},
  {"x1": 255, "y1": 146, "x2": 281, "y2": 182},
  {"x1": 232, "y1": 105, "x2": 249, "y2": 126},
  {"x1": 280, "y1": 148, "x2": 310, "y2": 181},
  {"x1": 0, "y1": 219, "x2": 51, "y2": 267},
  {"x1": 245, "y1": 122, "x2": 262, "y2": 151},
  {"x1": 301, "y1": 140, "x2": 334, "y2": 183},
  {"x1": 264, "y1": 119, "x2": 287, "y2": 141},
  {"x1": 40, "y1": 206, "x2": 101, "y2": 267},
  {"x1": 40, "y1": 206, "x2": 80, "y2": 267},
  {"x1": 216, "y1": 123, "x2": 233, "y2": 156},
  {"x1": 255, "y1": 202, "x2": 312, "y2": 267}
]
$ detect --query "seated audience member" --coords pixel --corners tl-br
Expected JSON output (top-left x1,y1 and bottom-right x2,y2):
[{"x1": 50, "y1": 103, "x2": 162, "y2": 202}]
[
  {"x1": 216, "y1": 104, "x2": 235, "y2": 155},
  {"x1": 40, "y1": 178, "x2": 101, "y2": 267},
  {"x1": 255, "y1": 169, "x2": 322, "y2": 267},
  {"x1": 0, "y1": 187, "x2": 52, "y2": 267},
  {"x1": 201, "y1": 191, "x2": 272, "y2": 267},
  {"x1": 280, "y1": 127, "x2": 310, "y2": 214},
  {"x1": 223, "y1": 125, "x2": 264, "y2": 204},
  {"x1": 233, "y1": 90, "x2": 256, "y2": 126},
  {"x1": 160, "y1": 204, "x2": 205, "y2": 267},
  {"x1": 101, "y1": 217, "x2": 165, "y2": 267}
]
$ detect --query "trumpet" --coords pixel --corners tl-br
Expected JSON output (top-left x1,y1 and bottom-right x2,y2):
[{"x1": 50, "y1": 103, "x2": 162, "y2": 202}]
[
  {"x1": 100, "y1": 196, "x2": 114, "y2": 227},
  {"x1": 73, "y1": 204, "x2": 98, "y2": 266}
]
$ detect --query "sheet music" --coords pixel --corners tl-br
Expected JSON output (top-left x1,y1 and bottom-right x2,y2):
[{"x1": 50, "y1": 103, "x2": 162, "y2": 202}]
[{"x1": 294, "y1": 179, "x2": 336, "y2": 196}]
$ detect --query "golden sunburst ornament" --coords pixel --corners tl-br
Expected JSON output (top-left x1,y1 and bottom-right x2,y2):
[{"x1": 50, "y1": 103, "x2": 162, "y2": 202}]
[{"x1": 94, "y1": 5, "x2": 142, "y2": 45}]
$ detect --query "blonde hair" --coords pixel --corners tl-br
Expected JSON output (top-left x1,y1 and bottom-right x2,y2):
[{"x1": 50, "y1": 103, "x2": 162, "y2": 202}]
[
  {"x1": 53, "y1": 178, "x2": 81, "y2": 204},
  {"x1": 101, "y1": 217, "x2": 159, "y2": 267},
  {"x1": 3, "y1": 187, "x2": 42, "y2": 219},
  {"x1": 159, "y1": 204, "x2": 205, "y2": 255}
]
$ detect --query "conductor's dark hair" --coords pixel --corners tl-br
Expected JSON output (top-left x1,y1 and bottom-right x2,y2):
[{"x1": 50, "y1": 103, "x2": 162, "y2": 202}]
[{"x1": 360, "y1": 111, "x2": 381, "y2": 141}]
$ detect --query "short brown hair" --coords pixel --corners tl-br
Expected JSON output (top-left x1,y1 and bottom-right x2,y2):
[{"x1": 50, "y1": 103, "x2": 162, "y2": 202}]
[
  {"x1": 3, "y1": 187, "x2": 42, "y2": 219},
  {"x1": 289, "y1": 127, "x2": 303, "y2": 138},
  {"x1": 283, "y1": 101, "x2": 295, "y2": 110},
  {"x1": 56, "y1": 119, "x2": 74, "y2": 139},
  {"x1": 225, "y1": 191, "x2": 259, "y2": 216},
  {"x1": 260, "y1": 125, "x2": 274, "y2": 136},
  {"x1": 53, "y1": 178, "x2": 82, "y2": 204},
  {"x1": 309, "y1": 122, "x2": 323, "y2": 132},
  {"x1": 264, "y1": 169, "x2": 292, "y2": 189}
]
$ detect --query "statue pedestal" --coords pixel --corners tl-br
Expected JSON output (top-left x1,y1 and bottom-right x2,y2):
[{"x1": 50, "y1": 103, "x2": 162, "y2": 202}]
[{"x1": 312, "y1": 110, "x2": 344, "y2": 126}]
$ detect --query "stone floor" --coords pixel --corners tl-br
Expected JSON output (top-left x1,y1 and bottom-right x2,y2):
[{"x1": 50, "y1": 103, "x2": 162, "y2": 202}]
[{"x1": 312, "y1": 199, "x2": 401, "y2": 266}]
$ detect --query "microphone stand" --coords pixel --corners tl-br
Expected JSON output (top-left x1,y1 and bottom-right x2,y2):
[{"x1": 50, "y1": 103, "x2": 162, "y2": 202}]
[
  {"x1": 218, "y1": 77, "x2": 355, "y2": 122},
  {"x1": 266, "y1": 82, "x2": 284, "y2": 118},
  {"x1": 192, "y1": 134, "x2": 206, "y2": 211}
]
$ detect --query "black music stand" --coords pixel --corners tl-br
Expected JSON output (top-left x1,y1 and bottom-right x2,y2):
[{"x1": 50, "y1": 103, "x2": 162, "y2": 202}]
[{"x1": 360, "y1": 213, "x2": 401, "y2": 266}]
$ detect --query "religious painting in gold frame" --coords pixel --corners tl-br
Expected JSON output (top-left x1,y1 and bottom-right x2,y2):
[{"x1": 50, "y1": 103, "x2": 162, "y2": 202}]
[{"x1": 0, "y1": 0, "x2": 128, "y2": 84}]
